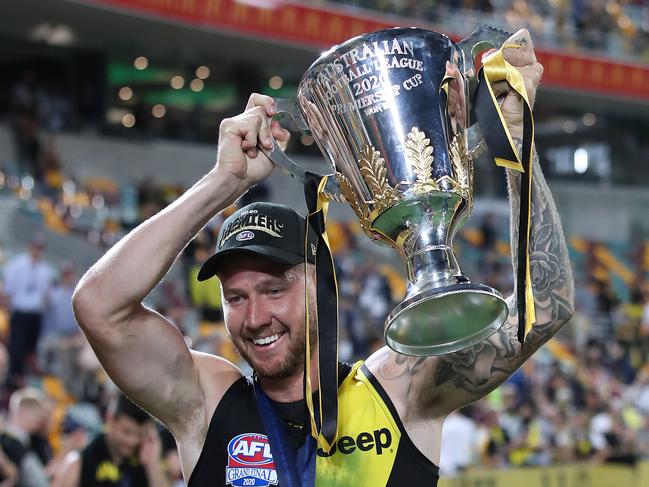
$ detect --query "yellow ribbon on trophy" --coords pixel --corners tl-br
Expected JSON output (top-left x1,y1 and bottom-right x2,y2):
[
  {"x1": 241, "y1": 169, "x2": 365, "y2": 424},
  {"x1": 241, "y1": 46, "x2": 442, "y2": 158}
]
[
  {"x1": 474, "y1": 44, "x2": 536, "y2": 341},
  {"x1": 304, "y1": 173, "x2": 339, "y2": 453}
]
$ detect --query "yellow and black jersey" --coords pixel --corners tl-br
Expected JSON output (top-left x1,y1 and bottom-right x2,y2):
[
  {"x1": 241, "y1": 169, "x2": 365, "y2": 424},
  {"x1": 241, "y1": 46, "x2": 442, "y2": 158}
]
[
  {"x1": 80, "y1": 433, "x2": 148, "y2": 486},
  {"x1": 188, "y1": 361, "x2": 439, "y2": 487}
]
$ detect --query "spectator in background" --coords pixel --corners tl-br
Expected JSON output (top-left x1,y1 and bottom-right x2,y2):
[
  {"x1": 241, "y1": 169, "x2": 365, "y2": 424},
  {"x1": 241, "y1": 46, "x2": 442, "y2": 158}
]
[
  {"x1": 439, "y1": 408, "x2": 479, "y2": 475},
  {"x1": 358, "y1": 257, "x2": 392, "y2": 332},
  {"x1": 53, "y1": 395, "x2": 169, "y2": 487},
  {"x1": 476, "y1": 406, "x2": 510, "y2": 468},
  {"x1": 1, "y1": 235, "x2": 54, "y2": 389},
  {"x1": 593, "y1": 278, "x2": 620, "y2": 339},
  {"x1": 40, "y1": 137, "x2": 66, "y2": 200},
  {"x1": 569, "y1": 411, "x2": 596, "y2": 461},
  {"x1": 158, "y1": 431, "x2": 184, "y2": 487},
  {"x1": 0, "y1": 444, "x2": 18, "y2": 487},
  {"x1": 479, "y1": 212, "x2": 498, "y2": 253},
  {"x1": 0, "y1": 387, "x2": 53, "y2": 487},
  {"x1": 155, "y1": 282, "x2": 189, "y2": 337},
  {"x1": 40, "y1": 261, "x2": 83, "y2": 391},
  {"x1": 608, "y1": 341, "x2": 636, "y2": 385},
  {"x1": 498, "y1": 384, "x2": 525, "y2": 441},
  {"x1": 641, "y1": 283, "x2": 649, "y2": 362},
  {"x1": 9, "y1": 71, "x2": 41, "y2": 178},
  {"x1": 187, "y1": 245, "x2": 223, "y2": 325},
  {"x1": 625, "y1": 365, "x2": 649, "y2": 416},
  {"x1": 36, "y1": 82, "x2": 71, "y2": 134},
  {"x1": 0, "y1": 344, "x2": 9, "y2": 391},
  {"x1": 45, "y1": 414, "x2": 91, "y2": 484}
]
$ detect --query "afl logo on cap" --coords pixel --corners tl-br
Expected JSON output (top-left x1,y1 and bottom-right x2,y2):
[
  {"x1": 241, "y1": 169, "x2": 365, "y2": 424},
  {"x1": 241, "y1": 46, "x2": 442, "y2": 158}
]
[
  {"x1": 226, "y1": 433, "x2": 277, "y2": 486},
  {"x1": 236, "y1": 231, "x2": 255, "y2": 242}
]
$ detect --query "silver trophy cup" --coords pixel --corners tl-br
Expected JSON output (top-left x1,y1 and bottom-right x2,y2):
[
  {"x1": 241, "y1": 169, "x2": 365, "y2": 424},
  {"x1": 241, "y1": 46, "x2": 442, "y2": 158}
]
[{"x1": 266, "y1": 26, "x2": 511, "y2": 356}]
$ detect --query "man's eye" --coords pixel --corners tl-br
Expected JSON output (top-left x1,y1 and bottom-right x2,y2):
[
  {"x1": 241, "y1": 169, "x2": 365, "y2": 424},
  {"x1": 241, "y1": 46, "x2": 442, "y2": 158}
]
[
  {"x1": 226, "y1": 295, "x2": 242, "y2": 304},
  {"x1": 268, "y1": 288, "x2": 283, "y2": 296}
]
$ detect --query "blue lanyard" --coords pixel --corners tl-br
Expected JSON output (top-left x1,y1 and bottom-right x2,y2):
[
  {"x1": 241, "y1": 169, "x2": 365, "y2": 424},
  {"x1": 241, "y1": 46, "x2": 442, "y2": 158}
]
[{"x1": 252, "y1": 379, "x2": 316, "y2": 487}]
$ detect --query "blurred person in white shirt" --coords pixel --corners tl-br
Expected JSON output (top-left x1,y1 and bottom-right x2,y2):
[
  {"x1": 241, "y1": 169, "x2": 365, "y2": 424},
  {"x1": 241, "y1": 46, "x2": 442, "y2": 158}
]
[
  {"x1": 439, "y1": 408, "x2": 479, "y2": 475},
  {"x1": 1, "y1": 236, "x2": 54, "y2": 388},
  {"x1": 40, "y1": 261, "x2": 83, "y2": 394}
]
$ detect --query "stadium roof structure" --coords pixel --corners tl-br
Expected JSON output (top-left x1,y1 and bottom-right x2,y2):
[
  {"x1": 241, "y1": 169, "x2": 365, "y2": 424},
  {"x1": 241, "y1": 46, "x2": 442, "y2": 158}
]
[{"x1": 1, "y1": 0, "x2": 648, "y2": 111}]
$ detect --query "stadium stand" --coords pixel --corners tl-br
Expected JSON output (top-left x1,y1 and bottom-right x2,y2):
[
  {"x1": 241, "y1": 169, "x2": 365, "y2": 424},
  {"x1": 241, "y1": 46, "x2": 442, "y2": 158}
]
[{"x1": 0, "y1": 0, "x2": 647, "y2": 485}]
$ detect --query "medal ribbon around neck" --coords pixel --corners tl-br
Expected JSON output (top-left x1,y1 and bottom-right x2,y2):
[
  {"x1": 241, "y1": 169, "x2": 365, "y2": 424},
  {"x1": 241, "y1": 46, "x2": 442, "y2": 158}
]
[
  {"x1": 474, "y1": 44, "x2": 536, "y2": 342},
  {"x1": 303, "y1": 172, "x2": 339, "y2": 452}
]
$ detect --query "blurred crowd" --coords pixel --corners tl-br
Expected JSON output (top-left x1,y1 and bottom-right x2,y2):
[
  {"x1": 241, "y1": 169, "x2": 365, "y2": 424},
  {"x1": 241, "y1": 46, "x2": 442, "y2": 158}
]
[
  {"x1": 1, "y1": 67, "x2": 649, "y2": 487},
  {"x1": 0, "y1": 13, "x2": 648, "y2": 485},
  {"x1": 0, "y1": 233, "x2": 186, "y2": 486},
  {"x1": 2, "y1": 70, "x2": 269, "y2": 250},
  {"x1": 326, "y1": 0, "x2": 649, "y2": 59},
  {"x1": 0, "y1": 190, "x2": 648, "y2": 484}
]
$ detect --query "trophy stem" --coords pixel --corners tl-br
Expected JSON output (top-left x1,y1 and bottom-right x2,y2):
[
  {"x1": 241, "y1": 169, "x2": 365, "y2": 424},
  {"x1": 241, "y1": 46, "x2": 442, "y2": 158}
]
[
  {"x1": 405, "y1": 245, "x2": 462, "y2": 287},
  {"x1": 368, "y1": 196, "x2": 508, "y2": 356}
]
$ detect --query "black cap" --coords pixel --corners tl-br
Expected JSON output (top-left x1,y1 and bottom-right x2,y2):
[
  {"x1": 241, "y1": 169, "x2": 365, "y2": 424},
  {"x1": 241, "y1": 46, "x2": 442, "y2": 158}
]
[{"x1": 197, "y1": 202, "x2": 317, "y2": 281}]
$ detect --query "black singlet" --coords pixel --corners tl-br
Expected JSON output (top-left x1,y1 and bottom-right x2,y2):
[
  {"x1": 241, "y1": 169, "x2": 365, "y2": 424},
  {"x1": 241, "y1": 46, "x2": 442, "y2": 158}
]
[{"x1": 188, "y1": 361, "x2": 439, "y2": 486}]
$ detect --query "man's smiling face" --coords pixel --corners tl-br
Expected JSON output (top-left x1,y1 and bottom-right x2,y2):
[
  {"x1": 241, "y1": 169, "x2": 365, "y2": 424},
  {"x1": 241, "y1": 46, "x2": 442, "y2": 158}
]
[{"x1": 219, "y1": 253, "x2": 316, "y2": 380}]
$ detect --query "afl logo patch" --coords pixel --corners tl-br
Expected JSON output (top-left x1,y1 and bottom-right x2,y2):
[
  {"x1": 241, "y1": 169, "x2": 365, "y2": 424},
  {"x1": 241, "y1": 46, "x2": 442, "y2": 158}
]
[
  {"x1": 226, "y1": 433, "x2": 277, "y2": 486},
  {"x1": 236, "y1": 231, "x2": 255, "y2": 242}
]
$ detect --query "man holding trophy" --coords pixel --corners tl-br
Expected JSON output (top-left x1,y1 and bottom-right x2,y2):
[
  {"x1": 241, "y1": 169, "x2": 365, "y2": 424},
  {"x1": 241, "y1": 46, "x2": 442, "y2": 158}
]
[{"x1": 72, "y1": 27, "x2": 573, "y2": 486}]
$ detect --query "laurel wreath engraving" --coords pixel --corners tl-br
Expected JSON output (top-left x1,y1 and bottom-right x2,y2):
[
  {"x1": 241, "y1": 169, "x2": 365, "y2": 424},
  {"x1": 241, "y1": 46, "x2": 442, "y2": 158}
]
[
  {"x1": 405, "y1": 127, "x2": 439, "y2": 194},
  {"x1": 449, "y1": 133, "x2": 472, "y2": 199},
  {"x1": 358, "y1": 144, "x2": 399, "y2": 215},
  {"x1": 335, "y1": 173, "x2": 370, "y2": 226},
  {"x1": 331, "y1": 130, "x2": 473, "y2": 234}
]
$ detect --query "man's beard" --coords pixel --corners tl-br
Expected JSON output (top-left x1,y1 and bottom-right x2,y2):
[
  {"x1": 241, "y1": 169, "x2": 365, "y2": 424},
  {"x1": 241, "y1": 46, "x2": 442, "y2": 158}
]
[{"x1": 232, "y1": 304, "x2": 318, "y2": 380}]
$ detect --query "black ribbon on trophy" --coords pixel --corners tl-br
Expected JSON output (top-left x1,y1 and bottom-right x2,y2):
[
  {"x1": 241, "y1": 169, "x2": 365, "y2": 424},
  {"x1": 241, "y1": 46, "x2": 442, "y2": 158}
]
[
  {"x1": 473, "y1": 44, "x2": 537, "y2": 343},
  {"x1": 303, "y1": 172, "x2": 339, "y2": 453}
]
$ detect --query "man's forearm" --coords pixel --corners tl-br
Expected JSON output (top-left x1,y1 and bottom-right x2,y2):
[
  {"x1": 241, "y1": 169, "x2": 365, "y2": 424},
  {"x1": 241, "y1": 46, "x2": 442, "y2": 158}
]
[
  {"x1": 74, "y1": 168, "x2": 242, "y2": 323},
  {"x1": 506, "y1": 139, "x2": 575, "y2": 342},
  {"x1": 430, "y1": 146, "x2": 575, "y2": 399}
]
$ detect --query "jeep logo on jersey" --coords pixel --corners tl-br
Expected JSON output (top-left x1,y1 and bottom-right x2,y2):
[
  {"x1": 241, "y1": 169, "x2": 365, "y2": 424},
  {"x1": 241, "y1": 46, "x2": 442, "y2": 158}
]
[
  {"x1": 316, "y1": 428, "x2": 393, "y2": 457},
  {"x1": 236, "y1": 231, "x2": 255, "y2": 242},
  {"x1": 226, "y1": 433, "x2": 278, "y2": 487}
]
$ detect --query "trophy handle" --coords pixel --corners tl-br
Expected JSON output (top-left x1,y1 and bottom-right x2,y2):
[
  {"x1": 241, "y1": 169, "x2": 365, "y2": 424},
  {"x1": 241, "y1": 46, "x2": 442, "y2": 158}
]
[
  {"x1": 260, "y1": 98, "x2": 343, "y2": 200},
  {"x1": 457, "y1": 24, "x2": 511, "y2": 77},
  {"x1": 458, "y1": 25, "x2": 512, "y2": 157}
]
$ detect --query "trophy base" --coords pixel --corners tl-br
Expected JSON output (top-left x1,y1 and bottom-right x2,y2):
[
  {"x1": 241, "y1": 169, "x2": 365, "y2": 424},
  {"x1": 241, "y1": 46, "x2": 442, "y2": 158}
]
[{"x1": 384, "y1": 282, "x2": 508, "y2": 356}]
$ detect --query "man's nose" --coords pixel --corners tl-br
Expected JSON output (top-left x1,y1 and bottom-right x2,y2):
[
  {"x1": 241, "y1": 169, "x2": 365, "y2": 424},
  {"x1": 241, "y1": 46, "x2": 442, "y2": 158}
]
[{"x1": 245, "y1": 295, "x2": 272, "y2": 328}]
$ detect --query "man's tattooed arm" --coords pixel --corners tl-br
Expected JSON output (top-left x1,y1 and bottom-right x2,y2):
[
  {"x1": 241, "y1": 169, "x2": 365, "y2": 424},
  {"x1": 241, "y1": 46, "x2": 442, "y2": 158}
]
[
  {"x1": 375, "y1": 142, "x2": 575, "y2": 418},
  {"x1": 432, "y1": 140, "x2": 574, "y2": 407}
]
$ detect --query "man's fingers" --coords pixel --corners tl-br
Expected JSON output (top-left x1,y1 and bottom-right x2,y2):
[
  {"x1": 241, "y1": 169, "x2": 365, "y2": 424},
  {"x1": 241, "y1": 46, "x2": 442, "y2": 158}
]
[
  {"x1": 221, "y1": 94, "x2": 291, "y2": 159},
  {"x1": 222, "y1": 106, "x2": 273, "y2": 152},
  {"x1": 246, "y1": 92, "x2": 276, "y2": 117},
  {"x1": 221, "y1": 111, "x2": 261, "y2": 159},
  {"x1": 490, "y1": 80, "x2": 510, "y2": 100},
  {"x1": 484, "y1": 60, "x2": 543, "y2": 108},
  {"x1": 268, "y1": 120, "x2": 291, "y2": 152},
  {"x1": 501, "y1": 28, "x2": 537, "y2": 67},
  {"x1": 270, "y1": 120, "x2": 290, "y2": 142},
  {"x1": 528, "y1": 62, "x2": 544, "y2": 85},
  {"x1": 507, "y1": 63, "x2": 543, "y2": 107},
  {"x1": 240, "y1": 128, "x2": 258, "y2": 156},
  {"x1": 252, "y1": 106, "x2": 273, "y2": 150}
]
